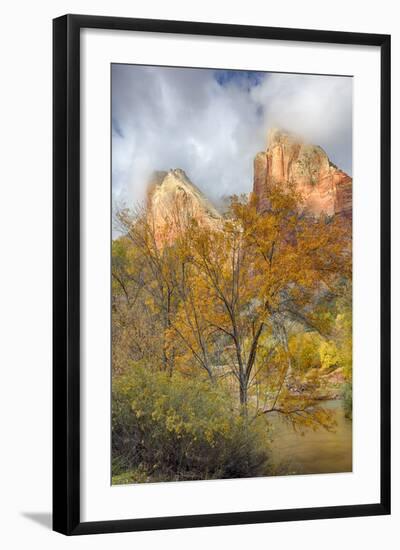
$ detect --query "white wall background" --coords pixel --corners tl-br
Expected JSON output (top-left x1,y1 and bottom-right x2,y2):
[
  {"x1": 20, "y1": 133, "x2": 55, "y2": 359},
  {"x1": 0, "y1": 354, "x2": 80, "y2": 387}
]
[{"x1": 0, "y1": 0, "x2": 398, "y2": 547}]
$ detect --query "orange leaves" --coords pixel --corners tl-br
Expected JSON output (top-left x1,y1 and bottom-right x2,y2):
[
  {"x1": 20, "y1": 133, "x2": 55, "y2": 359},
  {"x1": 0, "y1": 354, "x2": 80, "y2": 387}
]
[{"x1": 113, "y1": 183, "x2": 351, "y2": 422}]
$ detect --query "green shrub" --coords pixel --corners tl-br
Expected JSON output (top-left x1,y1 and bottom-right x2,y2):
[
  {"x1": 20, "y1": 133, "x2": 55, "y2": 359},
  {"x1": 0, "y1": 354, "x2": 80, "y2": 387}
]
[{"x1": 112, "y1": 364, "x2": 270, "y2": 483}]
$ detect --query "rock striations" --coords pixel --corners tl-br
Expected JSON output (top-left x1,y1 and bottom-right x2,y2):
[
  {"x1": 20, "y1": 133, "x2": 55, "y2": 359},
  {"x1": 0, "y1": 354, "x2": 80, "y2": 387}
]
[
  {"x1": 146, "y1": 169, "x2": 221, "y2": 246},
  {"x1": 252, "y1": 128, "x2": 352, "y2": 219},
  {"x1": 143, "y1": 130, "x2": 352, "y2": 248}
]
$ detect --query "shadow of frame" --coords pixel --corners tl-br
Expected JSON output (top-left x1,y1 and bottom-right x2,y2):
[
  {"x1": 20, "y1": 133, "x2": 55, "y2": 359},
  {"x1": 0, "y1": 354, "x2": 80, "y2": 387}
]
[{"x1": 22, "y1": 512, "x2": 52, "y2": 530}]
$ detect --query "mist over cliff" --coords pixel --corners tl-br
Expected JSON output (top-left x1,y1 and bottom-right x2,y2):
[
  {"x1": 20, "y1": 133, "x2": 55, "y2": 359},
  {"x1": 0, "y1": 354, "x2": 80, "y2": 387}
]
[{"x1": 112, "y1": 65, "x2": 352, "y2": 213}]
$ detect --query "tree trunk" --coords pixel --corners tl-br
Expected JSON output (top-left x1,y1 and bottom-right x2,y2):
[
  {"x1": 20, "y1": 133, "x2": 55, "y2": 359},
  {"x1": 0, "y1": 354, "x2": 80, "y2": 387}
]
[
  {"x1": 239, "y1": 378, "x2": 248, "y2": 416},
  {"x1": 162, "y1": 289, "x2": 173, "y2": 374}
]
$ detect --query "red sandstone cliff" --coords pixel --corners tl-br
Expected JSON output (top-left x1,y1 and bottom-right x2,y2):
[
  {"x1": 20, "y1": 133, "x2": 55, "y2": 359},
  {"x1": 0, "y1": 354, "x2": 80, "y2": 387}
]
[
  {"x1": 253, "y1": 129, "x2": 352, "y2": 219},
  {"x1": 143, "y1": 131, "x2": 351, "y2": 248}
]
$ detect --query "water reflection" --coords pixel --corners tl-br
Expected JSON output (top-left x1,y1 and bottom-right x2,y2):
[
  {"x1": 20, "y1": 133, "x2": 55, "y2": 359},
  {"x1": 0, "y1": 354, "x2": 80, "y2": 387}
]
[{"x1": 269, "y1": 400, "x2": 352, "y2": 475}]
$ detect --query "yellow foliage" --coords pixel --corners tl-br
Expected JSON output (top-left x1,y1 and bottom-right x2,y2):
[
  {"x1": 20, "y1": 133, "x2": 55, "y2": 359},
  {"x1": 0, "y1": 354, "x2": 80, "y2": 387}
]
[{"x1": 113, "y1": 183, "x2": 352, "y2": 425}]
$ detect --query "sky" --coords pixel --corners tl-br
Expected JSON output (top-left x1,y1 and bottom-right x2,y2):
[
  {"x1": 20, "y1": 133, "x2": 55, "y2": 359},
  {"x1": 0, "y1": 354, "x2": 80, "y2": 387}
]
[{"x1": 112, "y1": 64, "x2": 352, "y2": 210}]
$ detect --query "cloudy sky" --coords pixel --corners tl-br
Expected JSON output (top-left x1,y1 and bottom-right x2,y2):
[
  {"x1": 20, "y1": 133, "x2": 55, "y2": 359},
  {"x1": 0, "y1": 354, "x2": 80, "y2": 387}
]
[{"x1": 112, "y1": 64, "x2": 352, "y2": 210}]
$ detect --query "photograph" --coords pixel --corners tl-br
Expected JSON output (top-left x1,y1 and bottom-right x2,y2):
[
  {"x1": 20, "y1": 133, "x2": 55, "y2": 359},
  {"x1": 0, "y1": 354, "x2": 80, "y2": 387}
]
[
  {"x1": 0, "y1": 2, "x2": 394, "y2": 545},
  {"x1": 111, "y1": 64, "x2": 353, "y2": 485}
]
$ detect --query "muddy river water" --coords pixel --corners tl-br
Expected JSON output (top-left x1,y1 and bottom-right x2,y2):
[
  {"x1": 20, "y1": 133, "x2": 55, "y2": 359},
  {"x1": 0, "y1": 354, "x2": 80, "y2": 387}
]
[{"x1": 268, "y1": 400, "x2": 352, "y2": 475}]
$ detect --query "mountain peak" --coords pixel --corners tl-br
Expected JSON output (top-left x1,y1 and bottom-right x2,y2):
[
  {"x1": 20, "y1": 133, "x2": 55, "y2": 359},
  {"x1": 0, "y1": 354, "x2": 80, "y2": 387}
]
[
  {"x1": 253, "y1": 129, "x2": 352, "y2": 219},
  {"x1": 146, "y1": 169, "x2": 221, "y2": 247},
  {"x1": 267, "y1": 127, "x2": 303, "y2": 148}
]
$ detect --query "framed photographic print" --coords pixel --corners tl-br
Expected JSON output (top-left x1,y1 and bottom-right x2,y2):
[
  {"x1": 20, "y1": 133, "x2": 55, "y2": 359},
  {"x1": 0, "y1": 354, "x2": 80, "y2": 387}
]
[{"x1": 53, "y1": 14, "x2": 391, "y2": 535}]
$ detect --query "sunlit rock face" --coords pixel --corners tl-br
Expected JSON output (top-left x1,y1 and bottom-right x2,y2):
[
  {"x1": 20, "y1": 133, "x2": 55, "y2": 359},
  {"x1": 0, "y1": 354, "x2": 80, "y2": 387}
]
[
  {"x1": 146, "y1": 169, "x2": 221, "y2": 246},
  {"x1": 144, "y1": 130, "x2": 351, "y2": 248},
  {"x1": 253, "y1": 128, "x2": 352, "y2": 220}
]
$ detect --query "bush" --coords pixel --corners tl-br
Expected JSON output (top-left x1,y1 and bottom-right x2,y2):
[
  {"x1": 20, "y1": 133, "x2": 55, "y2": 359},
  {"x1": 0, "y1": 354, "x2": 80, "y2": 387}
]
[{"x1": 112, "y1": 364, "x2": 270, "y2": 483}]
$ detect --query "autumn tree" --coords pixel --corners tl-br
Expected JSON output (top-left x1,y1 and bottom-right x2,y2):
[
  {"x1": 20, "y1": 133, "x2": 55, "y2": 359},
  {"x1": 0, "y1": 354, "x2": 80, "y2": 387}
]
[
  {"x1": 169, "y1": 184, "x2": 351, "y2": 420},
  {"x1": 113, "y1": 206, "x2": 183, "y2": 374},
  {"x1": 113, "y1": 181, "x2": 351, "y2": 429}
]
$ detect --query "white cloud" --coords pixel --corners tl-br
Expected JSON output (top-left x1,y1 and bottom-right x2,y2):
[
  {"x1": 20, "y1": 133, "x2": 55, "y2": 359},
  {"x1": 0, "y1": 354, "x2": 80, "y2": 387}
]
[
  {"x1": 251, "y1": 73, "x2": 353, "y2": 173},
  {"x1": 112, "y1": 65, "x2": 352, "y2": 210}
]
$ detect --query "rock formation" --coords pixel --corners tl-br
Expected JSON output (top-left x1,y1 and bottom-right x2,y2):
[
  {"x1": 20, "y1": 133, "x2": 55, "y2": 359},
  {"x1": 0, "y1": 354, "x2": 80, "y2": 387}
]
[
  {"x1": 143, "y1": 130, "x2": 351, "y2": 248},
  {"x1": 146, "y1": 169, "x2": 221, "y2": 246},
  {"x1": 253, "y1": 128, "x2": 352, "y2": 219}
]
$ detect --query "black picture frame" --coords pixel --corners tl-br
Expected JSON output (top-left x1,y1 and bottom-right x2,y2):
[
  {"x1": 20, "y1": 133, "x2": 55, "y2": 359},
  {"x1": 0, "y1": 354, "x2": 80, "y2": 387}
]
[{"x1": 53, "y1": 14, "x2": 391, "y2": 535}]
